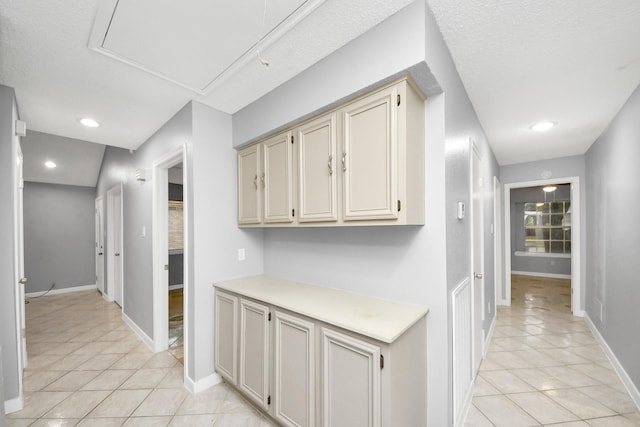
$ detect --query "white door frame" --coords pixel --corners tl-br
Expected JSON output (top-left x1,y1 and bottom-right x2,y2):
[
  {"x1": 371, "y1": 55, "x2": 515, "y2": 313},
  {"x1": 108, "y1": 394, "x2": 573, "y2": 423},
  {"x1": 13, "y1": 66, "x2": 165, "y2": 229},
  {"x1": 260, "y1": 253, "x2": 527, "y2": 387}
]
[
  {"x1": 493, "y1": 177, "x2": 503, "y2": 310},
  {"x1": 95, "y1": 196, "x2": 105, "y2": 295},
  {"x1": 470, "y1": 141, "x2": 485, "y2": 373},
  {"x1": 503, "y1": 177, "x2": 582, "y2": 315},
  {"x1": 106, "y1": 183, "x2": 123, "y2": 305},
  {"x1": 151, "y1": 143, "x2": 189, "y2": 384}
]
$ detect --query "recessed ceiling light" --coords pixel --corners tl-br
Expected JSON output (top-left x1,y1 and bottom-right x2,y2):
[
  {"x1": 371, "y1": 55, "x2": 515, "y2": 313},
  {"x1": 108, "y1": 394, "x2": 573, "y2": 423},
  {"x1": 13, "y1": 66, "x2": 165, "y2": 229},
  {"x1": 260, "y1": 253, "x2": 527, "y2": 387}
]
[
  {"x1": 44, "y1": 160, "x2": 57, "y2": 169},
  {"x1": 80, "y1": 118, "x2": 100, "y2": 128},
  {"x1": 530, "y1": 121, "x2": 556, "y2": 132}
]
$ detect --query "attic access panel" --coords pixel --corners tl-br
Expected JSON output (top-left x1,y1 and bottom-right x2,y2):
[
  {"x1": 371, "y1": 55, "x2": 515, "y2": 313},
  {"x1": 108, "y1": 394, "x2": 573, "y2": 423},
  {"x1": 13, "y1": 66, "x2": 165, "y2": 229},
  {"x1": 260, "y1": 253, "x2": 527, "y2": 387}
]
[{"x1": 91, "y1": 0, "x2": 315, "y2": 93}]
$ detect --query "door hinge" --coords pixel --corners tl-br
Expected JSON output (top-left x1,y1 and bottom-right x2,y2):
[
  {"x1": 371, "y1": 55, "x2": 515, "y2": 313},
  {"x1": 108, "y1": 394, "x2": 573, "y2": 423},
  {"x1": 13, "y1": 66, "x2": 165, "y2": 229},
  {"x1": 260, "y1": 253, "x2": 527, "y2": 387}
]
[
  {"x1": 268, "y1": 312, "x2": 271, "y2": 322},
  {"x1": 291, "y1": 135, "x2": 294, "y2": 144},
  {"x1": 397, "y1": 94, "x2": 401, "y2": 106},
  {"x1": 292, "y1": 209, "x2": 295, "y2": 217},
  {"x1": 397, "y1": 200, "x2": 401, "y2": 212},
  {"x1": 380, "y1": 354, "x2": 384, "y2": 369},
  {"x1": 267, "y1": 395, "x2": 271, "y2": 405}
]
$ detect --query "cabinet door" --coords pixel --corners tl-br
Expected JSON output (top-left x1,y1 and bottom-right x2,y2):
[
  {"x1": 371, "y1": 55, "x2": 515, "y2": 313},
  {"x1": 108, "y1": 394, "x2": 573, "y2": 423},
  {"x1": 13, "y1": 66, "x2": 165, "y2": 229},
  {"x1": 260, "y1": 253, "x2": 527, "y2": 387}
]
[
  {"x1": 274, "y1": 311, "x2": 315, "y2": 427},
  {"x1": 321, "y1": 328, "x2": 380, "y2": 427},
  {"x1": 342, "y1": 85, "x2": 398, "y2": 221},
  {"x1": 239, "y1": 299, "x2": 270, "y2": 409},
  {"x1": 263, "y1": 132, "x2": 294, "y2": 223},
  {"x1": 214, "y1": 291, "x2": 238, "y2": 385},
  {"x1": 298, "y1": 114, "x2": 338, "y2": 222},
  {"x1": 238, "y1": 144, "x2": 262, "y2": 224}
]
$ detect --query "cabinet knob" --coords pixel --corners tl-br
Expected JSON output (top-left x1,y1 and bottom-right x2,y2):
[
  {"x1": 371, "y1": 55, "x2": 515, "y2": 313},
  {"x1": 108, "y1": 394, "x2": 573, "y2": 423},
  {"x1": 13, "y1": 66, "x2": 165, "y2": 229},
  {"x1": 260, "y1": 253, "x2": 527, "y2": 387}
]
[
  {"x1": 261, "y1": 172, "x2": 265, "y2": 188},
  {"x1": 253, "y1": 174, "x2": 258, "y2": 189},
  {"x1": 328, "y1": 155, "x2": 333, "y2": 176},
  {"x1": 342, "y1": 152, "x2": 346, "y2": 172}
]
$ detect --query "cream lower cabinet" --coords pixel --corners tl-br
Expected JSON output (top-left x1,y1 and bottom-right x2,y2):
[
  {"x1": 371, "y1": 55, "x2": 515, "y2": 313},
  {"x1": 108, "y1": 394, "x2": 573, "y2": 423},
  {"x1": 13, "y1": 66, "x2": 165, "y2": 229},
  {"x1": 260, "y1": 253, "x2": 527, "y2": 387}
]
[
  {"x1": 214, "y1": 291, "x2": 238, "y2": 385},
  {"x1": 321, "y1": 328, "x2": 380, "y2": 427},
  {"x1": 274, "y1": 311, "x2": 315, "y2": 427},
  {"x1": 239, "y1": 299, "x2": 271, "y2": 410},
  {"x1": 214, "y1": 280, "x2": 427, "y2": 427}
]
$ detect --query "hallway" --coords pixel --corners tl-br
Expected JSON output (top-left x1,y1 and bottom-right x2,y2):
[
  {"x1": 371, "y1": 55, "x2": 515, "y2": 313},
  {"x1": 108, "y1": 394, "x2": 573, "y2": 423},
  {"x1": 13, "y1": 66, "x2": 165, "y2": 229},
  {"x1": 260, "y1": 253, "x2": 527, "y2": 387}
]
[
  {"x1": 465, "y1": 275, "x2": 640, "y2": 426},
  {"x1": 7, "y1": 290, "x2": 274, "y2": 426}
]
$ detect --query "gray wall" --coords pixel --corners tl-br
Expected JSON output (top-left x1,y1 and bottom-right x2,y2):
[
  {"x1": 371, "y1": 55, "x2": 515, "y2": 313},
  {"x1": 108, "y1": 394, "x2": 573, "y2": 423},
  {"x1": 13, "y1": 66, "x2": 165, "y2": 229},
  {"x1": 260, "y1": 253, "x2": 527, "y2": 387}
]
[
  {"x1": 510, "y1": 185, "x2": 571, "y2": 275},
  {"x1": 0, "y1": 85, "x2": 20, "y2": 406},
  {"x1": 232, "y1": 2, "x2": 500, "y2": 425},
  {"x1": 96, "y1": 102, "x2": 264, "y2": 385},
  {"x1": 500, "y1": 155, "x2": 586, "y2": 309},
  {"x1": 23, "y1": 182, "x2": 96, "y2": 293},
  {"x1": 586, "y1": 83, "x2": 640, "y2": 391}
]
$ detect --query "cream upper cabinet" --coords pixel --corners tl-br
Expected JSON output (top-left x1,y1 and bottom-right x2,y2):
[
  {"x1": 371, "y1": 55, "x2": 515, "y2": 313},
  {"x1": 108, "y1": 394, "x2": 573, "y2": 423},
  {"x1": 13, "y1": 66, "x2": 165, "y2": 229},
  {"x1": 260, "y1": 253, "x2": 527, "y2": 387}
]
[
  {"x1": 239, "y1": 298, "x2": 270, "y2": 410},
  {"x1": 263, "y1": 131, "x2": 294, "y2": 223},
  {"x1": 237, "y1": 77, "x2": 424, "y2": 227},
  {"x1": 237, "y1": 144, "x2": 261, "y2": 224},
  {"x1": 298, "y1": 113, "x2": 338, "y2": 222},
  {"x1": 342, "y1": 85, "x2": 398, "y2": 221}
]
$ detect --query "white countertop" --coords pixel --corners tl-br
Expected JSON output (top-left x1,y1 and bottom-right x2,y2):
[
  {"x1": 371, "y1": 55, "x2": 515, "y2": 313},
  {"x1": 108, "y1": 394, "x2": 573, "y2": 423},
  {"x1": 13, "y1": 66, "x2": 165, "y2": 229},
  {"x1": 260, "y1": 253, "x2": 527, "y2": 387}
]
[{"x1": 214, "y1": 275, "x2": 429, "y2": 344}]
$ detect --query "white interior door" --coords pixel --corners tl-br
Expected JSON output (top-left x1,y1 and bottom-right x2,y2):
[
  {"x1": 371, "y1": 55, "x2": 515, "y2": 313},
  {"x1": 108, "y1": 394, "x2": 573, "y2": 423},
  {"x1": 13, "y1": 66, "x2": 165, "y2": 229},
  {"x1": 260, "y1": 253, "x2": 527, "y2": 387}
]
[
  {"x1": 471, "y1": 145, "x2": 484, "y2": 373},
  {"x1": 95, "y1": 196, "x2": 105, "y2": 295},
  {"x1": 113, "y1": 190, "x2": 123, "y2": 307},
  {"x1": 15, "y1": 142, "x2": 27, "y2": 370}
]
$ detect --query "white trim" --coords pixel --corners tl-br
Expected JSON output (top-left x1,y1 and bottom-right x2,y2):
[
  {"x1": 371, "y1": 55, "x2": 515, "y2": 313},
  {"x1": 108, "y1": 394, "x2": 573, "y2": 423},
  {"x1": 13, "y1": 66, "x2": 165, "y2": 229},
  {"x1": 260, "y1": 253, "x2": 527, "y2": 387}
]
[
  {"x1": 584, "y1": 314, "x2": 640, "y2": 411},
  {"x1": 483, "y1": 313, "x2": 497, "y2": 358},
  {"x1": 493, "y1": 176, "x2": 502, "y2": 316},
  {"x1": 470, "y1": 140, "x2": 485, "y2": 373},
  {"x1": 122, "y1": 311, "x2": 155, "y2": 352},
  {"x1": 503, "y1": 177, "x2": 581, "y2": 315},
  {"x1": 514, "y1": 251, "x2": 571, "y2": 259},
  {"x1": 26, "y1": 284, "x2": 97, "y2": 298},
  {"x1": 184, "y1": 372, "x2": 223, "y2": 394},
  {"x1": 511, "y1": 271, "x2": 572, "y2": 280},
  {"x1": 95, "y1": 196, "x2": 105, "y2": 295},
  {"x1": 4, "y1": 396, "x2": 23, "y2": 414}
]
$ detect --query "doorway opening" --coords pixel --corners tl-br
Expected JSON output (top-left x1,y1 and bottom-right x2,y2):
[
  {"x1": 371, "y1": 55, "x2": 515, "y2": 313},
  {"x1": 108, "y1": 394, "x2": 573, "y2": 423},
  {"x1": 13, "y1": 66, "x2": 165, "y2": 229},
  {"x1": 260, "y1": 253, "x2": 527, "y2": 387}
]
[
  {"x1": 152, "y1": 144, "x2": 189, "y2": 380},
  {"x1": 167, "y1": 163, "x2": 184, "y2": 364},
  {"x1": 503, "y1": 178, "x2": 581, "y2": 316}
]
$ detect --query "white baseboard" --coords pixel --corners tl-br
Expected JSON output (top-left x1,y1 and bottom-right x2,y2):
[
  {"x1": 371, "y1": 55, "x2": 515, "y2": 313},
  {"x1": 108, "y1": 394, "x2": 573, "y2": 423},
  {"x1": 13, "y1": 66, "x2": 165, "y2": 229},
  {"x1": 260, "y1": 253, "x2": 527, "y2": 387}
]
[
  {"x1": 584, "y1": 314, "x2": 640, "y2": 412},
  {"x1": 4, "y1": 395, "x2": 23, "y2": 414},
  {"x1": 184, "y1": 372, "x2": 222, "y2": 394},
  {"x1": 497, "y1": 299, "x2": 510, "y2": 306},
  {"x1": 484, "y1": 314, "x2": 497, "y2": 357},
  {"x1": 511, "y1": 271, "x2": 571, "y2": 280},
  {"x1": 26, "y1": 284, "x2": 97, "y2": 298},
  {"x1": 122, "y1": 311, "x2": 155, "y2": 353}
]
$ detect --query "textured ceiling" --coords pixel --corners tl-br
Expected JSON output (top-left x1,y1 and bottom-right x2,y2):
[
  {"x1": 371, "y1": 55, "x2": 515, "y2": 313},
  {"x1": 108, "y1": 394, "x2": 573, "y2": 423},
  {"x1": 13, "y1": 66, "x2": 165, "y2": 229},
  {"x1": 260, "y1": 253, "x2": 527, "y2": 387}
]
[
  {"x1": 428, "y1": 0, "x2": 640, "y2": 165},
  {"x1": 21, "y1": 131, "x2": 106, "y2": 187},
  {"x1": 0, "y1": 0, "x2": 412, "y2": 151}
]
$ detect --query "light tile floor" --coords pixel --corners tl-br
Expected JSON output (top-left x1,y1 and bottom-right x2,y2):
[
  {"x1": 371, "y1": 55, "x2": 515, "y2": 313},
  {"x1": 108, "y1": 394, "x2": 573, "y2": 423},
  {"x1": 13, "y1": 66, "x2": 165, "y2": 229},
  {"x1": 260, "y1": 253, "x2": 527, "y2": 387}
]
[
  {"x1": 464, "y1": 275, "x2": 640, "y2": 426},
  {"x1": 7, "y1": 290, "x2": 275, "y2": 426}
]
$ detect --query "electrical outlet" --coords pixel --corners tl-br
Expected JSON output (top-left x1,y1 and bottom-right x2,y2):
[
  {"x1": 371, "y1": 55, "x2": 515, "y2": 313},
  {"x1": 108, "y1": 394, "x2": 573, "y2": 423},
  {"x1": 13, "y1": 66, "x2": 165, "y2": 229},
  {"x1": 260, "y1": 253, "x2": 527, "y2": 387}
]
[{"x1": 238, "y1": 248, "x2": 246, "y2": 261}]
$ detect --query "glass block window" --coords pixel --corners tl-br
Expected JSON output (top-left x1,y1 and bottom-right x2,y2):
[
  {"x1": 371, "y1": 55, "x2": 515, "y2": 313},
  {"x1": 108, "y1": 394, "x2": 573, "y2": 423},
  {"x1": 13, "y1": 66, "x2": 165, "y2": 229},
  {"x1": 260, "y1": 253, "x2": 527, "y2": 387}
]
[{"x1": 524, "y1": 201, "x2": 571, "y2": 254}]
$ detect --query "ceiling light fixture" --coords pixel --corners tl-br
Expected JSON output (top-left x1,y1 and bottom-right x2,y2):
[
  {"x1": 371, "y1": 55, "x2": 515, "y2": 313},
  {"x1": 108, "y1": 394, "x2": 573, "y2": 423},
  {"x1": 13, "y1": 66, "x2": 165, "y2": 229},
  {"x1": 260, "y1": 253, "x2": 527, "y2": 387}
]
[
  {"x1": 542, "y1": 185, "x2": 557, "y2": 193},
  {"x1": 80, "y1": 118, "x2": 100, "y2": 128},
  {"x1": 530, "y1": 121, "x2": 556, "y2": 132},
  {"x1": 44, "y1": 160, "x2": 57, "y2": 169}
]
